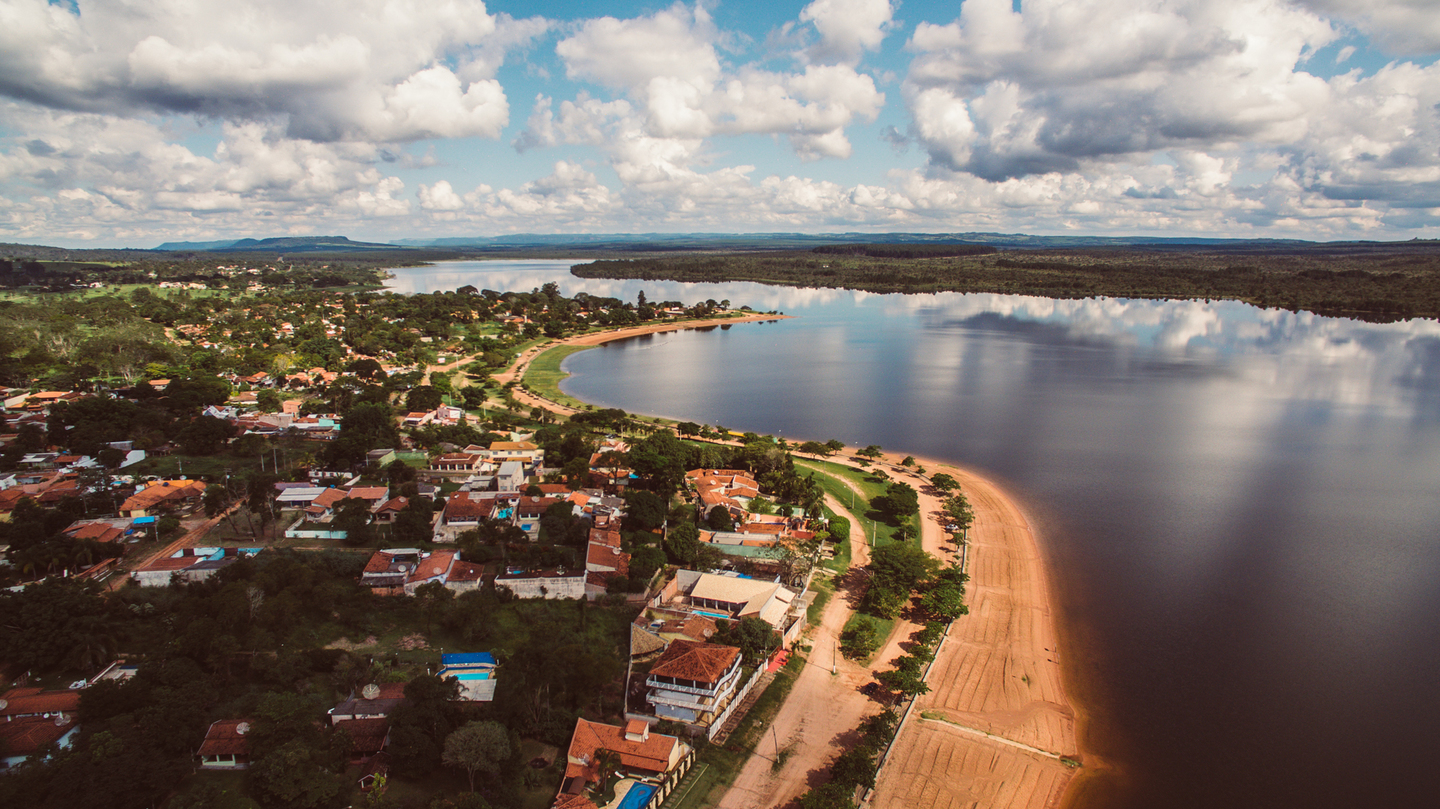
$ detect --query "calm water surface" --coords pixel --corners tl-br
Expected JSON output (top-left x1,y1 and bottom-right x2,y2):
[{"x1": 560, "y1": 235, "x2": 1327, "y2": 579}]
[{"x1": 390, "y1": 261, "x2": 1440, "y2": 808}]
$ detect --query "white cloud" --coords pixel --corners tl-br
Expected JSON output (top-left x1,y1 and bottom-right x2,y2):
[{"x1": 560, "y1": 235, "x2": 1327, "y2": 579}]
[
  {"x1": 419, "y1": 180, "x2": 466, "y2": 211},
  {"x1": 0, "y1": 0, "x2": 513, "y2": 143},
  {"x1": 1295, "y1": 0, "x2": 1440, "y2": 55},
  {"x1": 799, "y1": 0, "x2": 896, "y2": 65},
  {"x1": 525, "y1": 0, "x2": 887, "y2": 183},
  {"x1": 904, "y1": 0, "x2": 1337, "y2": 180}
]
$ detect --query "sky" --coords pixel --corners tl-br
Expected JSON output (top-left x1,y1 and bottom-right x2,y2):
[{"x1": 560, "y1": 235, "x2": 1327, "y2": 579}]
[{"x1": 1, "y1": 0, "x2": 1438, "y2": 248}]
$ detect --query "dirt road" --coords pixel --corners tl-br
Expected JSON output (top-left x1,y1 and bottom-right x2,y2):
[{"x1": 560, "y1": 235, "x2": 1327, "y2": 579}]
[{"x1": 717, "y1": 494, "x2": 903, "y2": 809}]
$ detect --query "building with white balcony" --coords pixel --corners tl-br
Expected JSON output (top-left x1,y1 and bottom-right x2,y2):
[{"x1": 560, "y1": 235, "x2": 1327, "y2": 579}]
[{"x1": 645, "y1": 640, "x2": 743, "y2": 729}]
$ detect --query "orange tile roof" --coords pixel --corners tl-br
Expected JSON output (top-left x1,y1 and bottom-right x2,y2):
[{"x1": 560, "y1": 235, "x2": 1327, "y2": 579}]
[
  {"x1": 334, "y1": 717, "x2": 389, "y2": 755},
  {"x1": 586, "y1": 544, "x2": 630, "y2": 575},
  {"x1": 408, "y1": 550, "x2": 456, "y2": 582},
  {"x1": 197, "y1": 719, "x2": 252, "y2": 757},
  {"x1": 312, "y1": 488, "x2": 348, "y2": 509},
  {"x1": 120, "y1": 480, "x2": 206, "y2": 512},
  {"x1": 564, "y1": 718, "x2": 679, "y2": 784},
  {"x1": 446, "y1": 560, "x2": 485, "y2": 583},
  {"x1": 0, "y1": 716, "x2": 74, "y2": 757},
  {"x1": 364, "y1": 551, "x2": 401, "y2": 575},
  {"x1": 648, "y1": 640, "x2": 740, "y2": 684}
]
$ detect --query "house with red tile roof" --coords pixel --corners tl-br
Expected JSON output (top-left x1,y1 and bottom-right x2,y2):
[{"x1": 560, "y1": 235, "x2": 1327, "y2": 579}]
[
  {"x1": 443, "y1": 560, "x2": 486, "y2": 594},
  {"x1": 119, "y1": 479, "x2": 206, "y2": 518},
  {"x1": 585, "y1": 543, "x2": 631, "y2": 598},
  {"x1": 0, "y1": 687, "x2": 80, "y2": 723},
  {"x1": 433, "y1": 491, "x2": 500, "y2": 542},
  {"x1": 197, "y1": 719, "x2": 252, "y2": 769},
  {"x1": 556, "y1": 718, "x2": 693, "y2": 807},
  {"x1": 0, "y1": 714, "x2": 78, "y2": 767},
  {"x1": 333, "y1": 717, "x2": 390, "y2": 764},
  {"x1": 645, "y1": 641, "x2": 743, "y2": 730},
  {"x1": 373, "y1": 496, "x2": 408, "y2": 524},
  {"x1": 402, "y1": 550, "x2": 457, "y2": 595}
]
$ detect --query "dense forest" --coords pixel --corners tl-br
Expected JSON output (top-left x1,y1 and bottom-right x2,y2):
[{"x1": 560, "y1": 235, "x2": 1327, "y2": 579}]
[{"x1": 572, "y1": 241, "x2": 1440, "y2": 322}]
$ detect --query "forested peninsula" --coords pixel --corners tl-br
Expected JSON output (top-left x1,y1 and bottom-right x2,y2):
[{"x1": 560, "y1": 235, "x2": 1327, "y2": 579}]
[{"x1": 571, "y1": 241, "x2": 1440, "y2": 322}]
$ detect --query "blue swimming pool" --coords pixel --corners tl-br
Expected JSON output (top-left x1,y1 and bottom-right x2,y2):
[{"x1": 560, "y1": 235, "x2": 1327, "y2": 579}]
[{"x1": 616, "y1": 783, "x2": 656, "y2": 809}]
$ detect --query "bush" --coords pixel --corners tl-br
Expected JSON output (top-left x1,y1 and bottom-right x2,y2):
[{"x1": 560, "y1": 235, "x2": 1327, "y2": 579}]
[{"x1": 840, "y1": 617, "x2": 881, "y2": 659}]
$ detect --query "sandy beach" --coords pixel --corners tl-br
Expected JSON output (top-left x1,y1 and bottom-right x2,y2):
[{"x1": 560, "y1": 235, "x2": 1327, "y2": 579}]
[
  {"x1": 867, "y1": 453, "x2": 1083, "y2": 809},
  {"x1": 483, "y1": 317, "x2": 1087, "y2": 809}
]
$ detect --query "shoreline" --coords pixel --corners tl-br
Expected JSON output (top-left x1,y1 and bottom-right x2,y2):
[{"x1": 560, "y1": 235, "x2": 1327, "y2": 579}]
[
  {"x1": 500, "y1": 318, "x2": 1090, "y2": 809},
  {"x1": 864, "y1": 450, "x2": 1090, "y2": 809}
]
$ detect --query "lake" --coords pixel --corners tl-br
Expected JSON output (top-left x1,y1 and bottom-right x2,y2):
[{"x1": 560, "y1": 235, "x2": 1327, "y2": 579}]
[{"x1": 388, "y1": 260, "x2": 1440, "y2": 808}]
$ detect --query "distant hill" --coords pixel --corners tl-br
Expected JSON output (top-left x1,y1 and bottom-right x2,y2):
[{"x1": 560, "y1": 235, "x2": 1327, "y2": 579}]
[{"x1": 154, "y1": 236, "x2": 402, "y2": 253}]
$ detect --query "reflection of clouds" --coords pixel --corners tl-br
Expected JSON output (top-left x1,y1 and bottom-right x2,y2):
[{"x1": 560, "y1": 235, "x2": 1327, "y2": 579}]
[
  {"x1": 388, "y1": 261, "x2": 1440, "y2": 415},
  {"x1": 879, "y1": 291, "x2": 1440, "y2": 414},
  {"x1": 384, "y1": 260, "x2": 855, "y2": 311}
]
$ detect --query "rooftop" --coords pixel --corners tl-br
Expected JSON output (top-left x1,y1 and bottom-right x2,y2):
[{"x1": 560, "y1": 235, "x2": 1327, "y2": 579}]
[{"x1": 649, "y1": 640, "x2": 740, "y2": 684}]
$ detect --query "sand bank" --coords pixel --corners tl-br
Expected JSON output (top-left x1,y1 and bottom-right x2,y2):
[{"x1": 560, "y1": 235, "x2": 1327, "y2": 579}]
[{"x1": 866, "y1": 452, "x2": 1085, "y2": 809}]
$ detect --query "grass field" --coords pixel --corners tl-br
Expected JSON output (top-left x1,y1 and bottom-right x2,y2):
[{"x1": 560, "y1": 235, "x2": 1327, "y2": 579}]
[{"x1": 522, "y1": 343, "x2": 599, "y2": 409}]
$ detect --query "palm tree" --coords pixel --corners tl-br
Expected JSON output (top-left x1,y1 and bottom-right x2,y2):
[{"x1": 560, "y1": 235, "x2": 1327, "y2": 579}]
[
  {"x1": 591, "y1": 749, "x2": 621, "y2": 798},
  {"x1": 68, "y1": 629, "x2": 116, "y2": 676}
]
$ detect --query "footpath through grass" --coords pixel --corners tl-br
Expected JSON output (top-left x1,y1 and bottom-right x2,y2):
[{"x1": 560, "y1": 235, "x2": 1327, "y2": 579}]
[
  {"x1": 665, "y1": 653, "x2": 805, "y2": 809},
  {"x1": 795, "y1": 457, "x2": 911, "y2": 553}
]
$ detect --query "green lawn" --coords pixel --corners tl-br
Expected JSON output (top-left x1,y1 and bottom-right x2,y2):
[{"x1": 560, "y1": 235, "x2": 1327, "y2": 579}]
[
  {"x1": 795, "y1": 458, "x2": 919, "y2": 551},
  {"x1": 521, "y1": 343, "x2": 596, "y2": 409},
  {"x1": 806, "y1": 575, "x2": 834, "y2": 625}
]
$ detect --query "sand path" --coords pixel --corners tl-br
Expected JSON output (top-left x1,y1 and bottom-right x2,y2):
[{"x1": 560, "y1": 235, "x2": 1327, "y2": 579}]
[{"x1": 717, "y1": 493, "x2": 889, "y2": 809}]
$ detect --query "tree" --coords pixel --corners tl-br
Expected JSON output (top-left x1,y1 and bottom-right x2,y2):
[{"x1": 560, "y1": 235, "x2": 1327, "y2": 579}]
[
  {"x1": 664, "y1": 520, "x2": 700, "y2": 565},
  {"x1": 715, "y1": 616, "x2": 777, "y2": 665},
  {"x1": 857, "y1": 445, "x2": 883, "y2": 460},
  {"x1": 257, "y1": 388, "x2": 283, "y2": 412},
  {"x1": 943, "y1": 492, "x2": 975, "y2": 533},
  {"x1": 873, "y1": 482, "x2": 919, "y2": 520},
  {"x1": 794, "y1": 782, "x2": 857, "y2": 809},
  {"x1": 414, "y1": 580, "x2": 454, "y2": 634},
  {"x1": 176, "y1": 414, "x2": 235, "y2": 455},
  {"x1": 394, "y1": 497, "x2": 436, "y2": 545},
  {"x1": 333, "y1": 497, "x2": 376, "y2": 546},
  {"x1": 840, "y1": 618, "x2": 880, "y2": 659},
  {"x1": 442, "y1": 720, "x2": 511, "y2": 792},
  {"x1": 623, "y1": 489, "x2": 667, "y2": 532},
  {"x1": 705, "y1": 505, "x2": 734, "y2": 532},
  {"x1": 930, "y1": 473, "x2": 958, "y2": 493},
  {"x1": 405, "y1": 385, "x2": 444, "y2": 413},
  {"x1": 920, "y1": 583, "x2": 968, "y2": 621},
  {"x1": 247, "y1": 739, "x2": 344, "y2": 809},
  {"x1": 868, "y1": 542, "x2": 938, "y2": 593},
  {"x1": 876, "y1": 656, "x2": 931, "y2": 698}
]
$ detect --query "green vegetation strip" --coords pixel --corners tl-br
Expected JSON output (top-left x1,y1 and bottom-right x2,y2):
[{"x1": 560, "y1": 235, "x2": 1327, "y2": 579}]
[
  {"x1": 806, "y1": 575, "x2": 834, "y2": 625},
  {"x1": 667, "y1": 654, "x2": 804, "y2": 809},
  {"x1": 572, "y1": 246, "x2": 1440, "y2": 322},
  {"x1": 522, "y1": 343, "x2": 596, "y2": 410}
]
